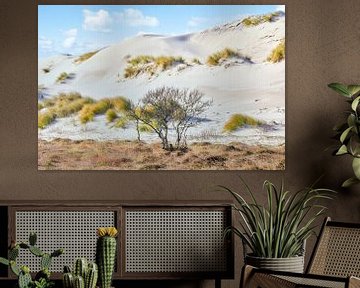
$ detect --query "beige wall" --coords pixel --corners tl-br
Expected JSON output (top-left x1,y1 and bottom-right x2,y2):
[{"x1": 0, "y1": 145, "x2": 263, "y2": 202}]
[{"x1": 1, "y1": 0, "x2": 360, "y2": 287}]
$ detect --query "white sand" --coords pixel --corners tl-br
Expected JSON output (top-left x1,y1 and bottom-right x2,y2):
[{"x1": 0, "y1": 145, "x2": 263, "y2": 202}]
[{"x1": 38, "y1": 14, "x2": 285, "y2": 146}]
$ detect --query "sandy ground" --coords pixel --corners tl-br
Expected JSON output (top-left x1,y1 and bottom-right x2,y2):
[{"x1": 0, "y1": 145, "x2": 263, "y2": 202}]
[
  {"x1": 38, "y1": 139, "x2": 285, "y2": 170},
  {"x1": 38, "y1": 13, "x2": 285, "y2": 168}
]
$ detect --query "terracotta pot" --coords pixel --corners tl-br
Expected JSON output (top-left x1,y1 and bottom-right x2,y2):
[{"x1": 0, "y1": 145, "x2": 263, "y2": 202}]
[{"x1": 245, "y1": 254, "x2": 305, "y2": 273}]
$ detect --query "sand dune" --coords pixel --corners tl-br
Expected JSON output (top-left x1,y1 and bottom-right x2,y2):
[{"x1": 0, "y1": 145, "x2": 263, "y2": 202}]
[{"x1": 38, "y1": 13, "x2": 285, "y2": 146}]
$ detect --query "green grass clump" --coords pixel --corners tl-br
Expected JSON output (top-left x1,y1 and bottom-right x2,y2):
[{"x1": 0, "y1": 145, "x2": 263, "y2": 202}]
[
  {"x1": 56, "y1": 72, "x2": 69, "y2": 83},
  {"x1": 38, "y1": 111, "x2": 56, "y2": 129},
  {"x1": 55, "y1": 97, "x2": 93, "y2": 117},
  {"x1": 124, "y1": 55, "x2": 185, "y2": 78},
  {"x1": 79, "y1": 105, "x2": 95, "y2": 124},
  {"x1": 114, "y1": 117, "x2": 129, "y2": 129},
  {"x1": 223, "y1": 113, "x2": 264, "y2": 132},
  {"x1": 38, "y1": 92, "x2": 93, "y2": 128},
  {"x1": 242, "y1": 12, "x2": 281, "y2": 27},
  {"x1": 112, "y1": 96, "x2": 131, "y2": 112},
  {"x1": 124, "y1": 66, "x2": 140, "y2": 78},
  {"x1": 128, "y1": 55, "x2": 155, "y2": 66},
  {"x1": 207, "y1": 48, "x2": 240, "y2": 66},
  {"x1": 38, "y1": 93, "x2": 132, "y2": 126},
  {"x1": 74, "y1": 51, "x2": 98, "y2": 64},
  {"x1": 78, "y1": 97, "x2": 131, "y2": 124},
  {"x1": 192, "y1": 58, "x2": 202, "y2": 65},
  {"x1": 138, "y1": 124, "x2": 154, "y2": 133},
  {"x1": 79, "y1": 99, "x2": 111, "y2": 124},
  {"x1": 267, "y1": 41, "x2": 285, "y2": 63},
  {"x1": 106, "y1": 109, "x2": 118, "y2": 123}
]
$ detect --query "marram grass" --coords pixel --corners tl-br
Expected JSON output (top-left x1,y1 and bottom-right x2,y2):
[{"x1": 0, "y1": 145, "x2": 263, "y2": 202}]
[
  {"x1": 38, "y1": 93, "x2": 131, "y2": 128},
  {"x1": 223, "y1": 113, "x2": 264, "y2": 132},
  {"x1": 207, "y1": 48, "x2": 240, "y2": 66},
  {"x1": 267, "y1": 41, "x2": 285, "y2": 63}
]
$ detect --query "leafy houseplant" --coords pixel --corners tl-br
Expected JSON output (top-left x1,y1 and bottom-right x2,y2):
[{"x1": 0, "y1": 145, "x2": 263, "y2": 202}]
[
  {"x1": 222, "y1": 179, "x2": 334, "y2": 272},
  {"x1": 0, "y1": 232, "x2": 63, "y2": 288},
  {"x1": 328, "y1": 83, "x2": 360, "y2": 187}
]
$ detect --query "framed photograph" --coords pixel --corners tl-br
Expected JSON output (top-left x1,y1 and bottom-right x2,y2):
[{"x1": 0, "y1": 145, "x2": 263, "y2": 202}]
[{"x1": 38, "y1": 4, "x2": 285, "y2": 170}]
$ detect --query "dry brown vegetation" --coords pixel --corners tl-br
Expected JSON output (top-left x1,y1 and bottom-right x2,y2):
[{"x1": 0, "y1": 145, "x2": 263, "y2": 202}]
[{"x1": 38, "y1": 139, "x2": 285, "y2": 170}]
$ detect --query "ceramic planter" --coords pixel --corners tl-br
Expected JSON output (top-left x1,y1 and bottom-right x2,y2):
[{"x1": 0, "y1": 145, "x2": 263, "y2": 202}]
[{"x1": 245, "y1": 254, "x2": 305, "y2": 273}]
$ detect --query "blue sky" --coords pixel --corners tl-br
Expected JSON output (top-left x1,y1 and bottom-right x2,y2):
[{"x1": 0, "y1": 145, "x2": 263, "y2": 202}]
[{"x1": 38, "y1": 5, "x2": 285, "y2": 58}]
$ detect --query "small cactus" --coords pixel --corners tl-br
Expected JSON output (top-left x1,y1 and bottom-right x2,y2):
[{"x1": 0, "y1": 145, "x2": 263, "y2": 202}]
[
  {"x1": 29, "y1": 232, "x2": 37, "y2": 246},
  {"x1": 41, "y1": 253, "x2": 52, "y2": 270},
  {"x1": 74, "y1": 258, "x2": 88, "y2": 279},
  {"x1": 74, "y1": 275, "x2": 85, "y2": 288},
  {"x1": 63, "y1": 259, "x2": 98, "y2": 288},
  {"x1": 29, "y1": 245, "x2": 44, "y2": 257},
  {"x1": 18, "y1": 269, "x2": 32, "y2": 288},
  {"x1": 0, "y1": 233, "x2": 63, "y2": 288},
  {"x1": 9, "y1": 247, "x2": 19, "y2": 260},
  {"x1": 85, "y1": 263, "x2": 98, "y2": 288},
  {"x1": 96, "y1": 227, "x2": 118, "y2": 288},
  {"x1": 63, "y1": 272, "x2": 74, "y2": 288}
]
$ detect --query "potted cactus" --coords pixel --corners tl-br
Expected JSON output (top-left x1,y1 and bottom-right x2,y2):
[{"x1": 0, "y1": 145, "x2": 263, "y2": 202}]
[
  {"x1": 96, "y1": 227, "x2": 118, "y2": 288},
  {"x1": 63, "y1": 258, "x2": 98, "y2": 288},
  {"x1": 0, "y1": 232, "x2": 63, "y2": 288}
]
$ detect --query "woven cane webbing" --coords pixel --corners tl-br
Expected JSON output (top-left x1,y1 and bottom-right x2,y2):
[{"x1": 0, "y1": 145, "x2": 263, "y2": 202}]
[
  {"x1": 249, "y1": 273, "x2": 297, "y2": 288},
  {"x1": 277, "y1": 275, "x2": 345, "y2": 288},
  {"x1": 125, "y1": 210, "x2": 227, "y2": 273},
  {"x1": 15, "y1": 211, "x2": 115, "y2": 272},
  {"x1": 309, "y1": 226, "x2": 360, "y2": 277}
]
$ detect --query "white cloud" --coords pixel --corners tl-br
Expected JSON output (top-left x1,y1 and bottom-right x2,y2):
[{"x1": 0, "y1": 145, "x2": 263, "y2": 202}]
[
  {"x1": 276, "y1": 5, "x2": 285, "y2": 12},
  {"x1": 62, "y1": 28, "x2": 78, "y2": 49},
  {"x1": 116, "y1": 9, "x2": 159, "y2": 27},
  {"x1": 83, "y1": 9, "x2": 113, "y2": 32},
  {"x1": 38, "y1": 36, "x2": 53, "y2": 50},
  {"x1": 187, "y1": 17, "x2": 208, "y2": 27}
]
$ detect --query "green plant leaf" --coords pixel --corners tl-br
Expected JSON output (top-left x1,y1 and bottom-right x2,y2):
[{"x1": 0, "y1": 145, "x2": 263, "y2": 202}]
[
  {"x1": 342, "y1": 177, "x2": 360, "y2": 188},
  {"x1": 336, "y1": 145, "x2": 348, "y2": 155},
  {"x1": 0, "y1": 257, "x2": 9, "y2": 266},
  {"x1": 347, "y1": 85, "x2": 360, "y2": 97},
  {"x1": 351, "y1": 96, "x2": 360, "y2": 111},
  {"x1": 349, "y1": 135, "x2": 360, "y2": 157},
  {"x1": 328, "y1": 83, "x2": 351, "y2": 97},
  {"x1": 347, "y1": 114, "x2": 356, "y2": 127},
  {"x1": 340, "y1": 126, "x2": 353, "y2": 143},
  {"x1": 352, "y1": 157, "x2": 360, "y2": 179}
]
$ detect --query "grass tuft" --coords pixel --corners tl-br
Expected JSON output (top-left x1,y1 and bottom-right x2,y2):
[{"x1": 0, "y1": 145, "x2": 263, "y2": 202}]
[
  {"x1": 192, "y1": 58, "x2": 202, "y2": 65},
  {"x1": 74, "y1": 51, "x2": 98, "y2": 64},
  {"x1": 112, "y1": 96, "x2": 131, "y2": 112},
  {"x1": 138, "y1": 124, "x2": 154, "y2": 133},
  {"x1": 267, "y1": 41, "x2": 285, "y2": 63},
  {"x1": 242, "y1": 11, "x2": 281, "y2": 27},
  {"x1": 124, "y1": 55, "x2": 185, "y2": 78},
  {"x1": 106, "y1": 109, "x2": 118, "y2": 123},
  {"x1": 38, "y1": 93, "x2": 132, "y2": 127},
  {"x1": 114, "y1": 117, "x2": 129, "y2": 128},
  {"x1": 56, "y1": 72, "x2": 69, "y2": 83},
  {"x1": 38, "y1": 111, "x2": 56, "y2": 129},
  {"x1": 223, "y1": 113, "x2": 264, "y2": 132},
  {"x1": 206, "y1": 48, "x2": 243, "y2": 66}
]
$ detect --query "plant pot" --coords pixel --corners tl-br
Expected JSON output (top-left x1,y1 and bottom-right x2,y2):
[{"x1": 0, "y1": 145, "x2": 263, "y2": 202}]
[{"x1": 245, "y1": 254, "x2": 304, "y2": 273}]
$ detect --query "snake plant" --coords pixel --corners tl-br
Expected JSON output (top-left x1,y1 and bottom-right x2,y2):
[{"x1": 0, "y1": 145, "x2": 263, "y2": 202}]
[
  {"x1": 328, "y1": 83, "x2": 360, "y2": 187},
  {"x1": 222, "y1": 179, "x2": 334, "y2": 258}
]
